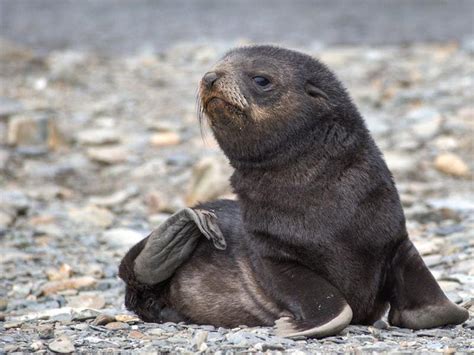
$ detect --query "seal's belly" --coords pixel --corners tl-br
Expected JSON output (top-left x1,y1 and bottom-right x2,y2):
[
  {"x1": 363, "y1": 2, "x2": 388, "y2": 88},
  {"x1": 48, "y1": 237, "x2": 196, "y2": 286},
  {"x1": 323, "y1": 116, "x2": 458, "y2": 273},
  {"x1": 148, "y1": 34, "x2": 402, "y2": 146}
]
[{"x1": 167, "y1": 244, "x2": 282, "y2": 327}]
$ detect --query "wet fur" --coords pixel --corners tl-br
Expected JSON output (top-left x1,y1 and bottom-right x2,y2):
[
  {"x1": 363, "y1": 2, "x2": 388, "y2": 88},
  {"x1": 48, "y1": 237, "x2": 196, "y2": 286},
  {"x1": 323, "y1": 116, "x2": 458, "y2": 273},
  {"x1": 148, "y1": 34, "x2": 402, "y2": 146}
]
[{"x1": 119, "y1": 45, "x2": 468, "y2": 333}]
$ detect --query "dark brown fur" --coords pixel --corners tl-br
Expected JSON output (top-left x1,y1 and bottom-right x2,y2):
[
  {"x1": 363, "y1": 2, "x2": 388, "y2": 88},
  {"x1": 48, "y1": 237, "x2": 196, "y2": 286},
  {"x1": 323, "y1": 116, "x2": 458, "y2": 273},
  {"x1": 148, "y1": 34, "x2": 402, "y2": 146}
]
[{"x1": 119, "y1": 45, "x2": 468, "y2": 335}]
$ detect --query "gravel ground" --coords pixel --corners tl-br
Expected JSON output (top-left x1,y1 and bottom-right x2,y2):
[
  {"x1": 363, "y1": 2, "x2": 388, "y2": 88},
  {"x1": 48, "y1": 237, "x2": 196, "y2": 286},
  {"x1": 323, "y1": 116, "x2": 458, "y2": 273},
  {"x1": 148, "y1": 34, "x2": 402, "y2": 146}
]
[{"x1": 0, "y1": 38, "x2": 473, "y2": 353}]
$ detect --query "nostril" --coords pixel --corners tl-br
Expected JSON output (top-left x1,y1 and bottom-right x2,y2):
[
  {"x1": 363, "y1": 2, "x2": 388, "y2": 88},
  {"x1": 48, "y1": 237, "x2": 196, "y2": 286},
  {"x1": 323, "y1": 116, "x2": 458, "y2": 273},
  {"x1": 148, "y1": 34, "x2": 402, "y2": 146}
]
[{"x1": 203, "y1": 71, "x2": 219, "y2": 87}]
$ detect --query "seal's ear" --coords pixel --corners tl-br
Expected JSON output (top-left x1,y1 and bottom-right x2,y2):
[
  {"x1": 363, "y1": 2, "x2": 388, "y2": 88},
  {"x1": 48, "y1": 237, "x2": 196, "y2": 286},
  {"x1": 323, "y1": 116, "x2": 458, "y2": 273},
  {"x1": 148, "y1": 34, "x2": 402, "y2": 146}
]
[{"x1": 305, "y1": 82, "x2": 329, "y2": 100}]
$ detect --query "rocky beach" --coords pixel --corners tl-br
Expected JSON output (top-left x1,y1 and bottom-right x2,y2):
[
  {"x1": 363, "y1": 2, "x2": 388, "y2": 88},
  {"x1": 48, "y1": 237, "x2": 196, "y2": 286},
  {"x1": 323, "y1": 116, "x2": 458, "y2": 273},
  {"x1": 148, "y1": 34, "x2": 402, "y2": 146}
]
[{"x1": 0, "y1": 37, "x2": 473, "y2": 353}]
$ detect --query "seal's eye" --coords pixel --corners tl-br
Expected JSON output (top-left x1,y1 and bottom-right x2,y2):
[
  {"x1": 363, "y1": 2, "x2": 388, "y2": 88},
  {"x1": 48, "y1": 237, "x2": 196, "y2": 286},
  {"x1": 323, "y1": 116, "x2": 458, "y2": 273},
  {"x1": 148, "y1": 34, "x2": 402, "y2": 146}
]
[{"x1": 253, "y1": 76, "x2": 270, "y2": 87}]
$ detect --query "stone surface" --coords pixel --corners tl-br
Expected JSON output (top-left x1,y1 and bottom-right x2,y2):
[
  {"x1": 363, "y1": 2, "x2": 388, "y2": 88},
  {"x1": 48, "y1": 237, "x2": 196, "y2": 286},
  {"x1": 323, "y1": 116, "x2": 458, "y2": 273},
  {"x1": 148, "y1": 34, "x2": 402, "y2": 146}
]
[{"x1": 0, "y1": 40, "x2": 472, "y2": 353}]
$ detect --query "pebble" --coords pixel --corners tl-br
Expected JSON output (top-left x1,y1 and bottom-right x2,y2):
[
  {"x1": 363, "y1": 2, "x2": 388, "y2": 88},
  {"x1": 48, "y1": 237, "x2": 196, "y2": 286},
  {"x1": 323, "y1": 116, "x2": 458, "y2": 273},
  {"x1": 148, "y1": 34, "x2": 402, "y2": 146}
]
[
  {"x1": 7, "y1": 113, "x2": 62, "y2": 150},
  {"x1": 76, "y1": 128, "x2": 121, "y2": 145},
  {"x1": 92, "y1": 314, "x2": 116, "y2": 326},
  {"x1": 434, "y1": 153, "x2": 470, "y2": 177},
  {"x1": 150, "y1": 131, "x2": 181, "y2": 147},
  {"x1": 48, "y1": 335, "x2": 75, "y2": 354},
  {"x1": 87, "y1": 146, "x2": 128, "y2": 164},
  {"x1": 0, "y1": 96, "x2": 23, "y2": 119},
  {"x1": 68, "y1": 205, "x2": 114, "y2": 228},
  {"x1": 115, "y1": 314, "x2": 141, "y2": 323},
  {"x1": 373, "y1": 320, "x2": 389, "y2": 330},
  {"x1": 186, "y1": 156, "x2": 231, "y2": 205},
  {"x1": 105, "y1": 321, "x2": 130, "y2": 330}
]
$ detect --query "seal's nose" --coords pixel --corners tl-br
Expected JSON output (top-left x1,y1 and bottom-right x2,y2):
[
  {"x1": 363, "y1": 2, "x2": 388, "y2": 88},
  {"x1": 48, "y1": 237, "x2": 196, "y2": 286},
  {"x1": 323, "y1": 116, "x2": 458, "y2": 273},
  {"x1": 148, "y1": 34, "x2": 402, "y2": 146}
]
[{"x1": 203, "y1": 71, "x2": 219, "y2": 88}]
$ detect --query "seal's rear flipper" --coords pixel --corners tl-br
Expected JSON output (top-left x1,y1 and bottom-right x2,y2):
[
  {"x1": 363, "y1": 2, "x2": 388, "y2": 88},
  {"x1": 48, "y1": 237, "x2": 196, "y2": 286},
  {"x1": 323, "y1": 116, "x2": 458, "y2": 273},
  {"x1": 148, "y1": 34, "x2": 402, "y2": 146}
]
[
  {"x1": 388, "y1": 239, "x2": 468, "y2": 329},
  {"x1": 118, "y1": 207, "x2": 226, "y2": 322},
  {"x1": 133, "y1": 208, "x2": 226, "y2": 285},
  {"x1": 263, "y1": 260, "x2": 352, "y2": 338}
]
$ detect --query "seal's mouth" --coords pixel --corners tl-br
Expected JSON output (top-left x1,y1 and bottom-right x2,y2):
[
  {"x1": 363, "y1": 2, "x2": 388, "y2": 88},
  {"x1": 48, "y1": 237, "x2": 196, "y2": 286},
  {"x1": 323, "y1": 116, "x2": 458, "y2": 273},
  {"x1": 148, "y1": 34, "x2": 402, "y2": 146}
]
[{"x1": 203, "y1": 96, "x2": 245, "y2": 116}]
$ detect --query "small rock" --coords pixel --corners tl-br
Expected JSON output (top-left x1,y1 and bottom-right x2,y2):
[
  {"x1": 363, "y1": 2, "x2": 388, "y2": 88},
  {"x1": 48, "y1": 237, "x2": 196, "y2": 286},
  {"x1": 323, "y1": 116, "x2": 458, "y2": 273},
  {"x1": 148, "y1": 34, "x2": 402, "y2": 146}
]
[
  {"x1": 89, "y1": 186, "x2": 138, "y2": 207},
  {"x1": 48, "y1": 335, "x2": 75, "y2": 354},
  {"x1": 76, "y1": 128, "x2": 120, "y2": 145},
  {"x1": 30, "y1": 340, "x2": 44, "y2": 351},
  {"x1": 150, "y1": 131, "x2": 181, "y2": 147},
  {"x1": 102, "y1": 228, "x2": 144, "y2": 248},
  {"x1": 433, "y1": 224, "x2": 465, "y2": 236},
  {"x1": 0, "y1": 97, "x2": 23, "y2": 119},
  {"x1": 186, "y1": 156, "x2": 232, "y2": 205},
  {"x1": 67, "y1": 294, "x2": 106, "y2": 309},
  {"x1": 0, "y1": 298, "x2": 8, "y2": 311},
  {"x1": 383, "y1": 151, "x2": 416, "y2": 172},
  {"x1": 48, "y1": 50, "x2": 87, "y2": 83},
  {"x1": 105, "y1": 321, "x2": 130, "y2": 330},
  {"x1": 406, "y1": 107, "x2": 442, "y2": 140},
  {"x1": 38, "y1": 324, "x2": 55, "y2": 339},
  {"x1": 92, "y1": 314, "x2": 116, "y2": 326},
  {"x1": 434, "y1": 153, "x2": 470, "y2": 177},
  {"x1": 129, "y1": 330, "x2": 145, "y2": 339},
  {"x1": 68, "y1": 205, "x2": 114, "y2": 228},
  {"x1": 73, "y1": 308, "x2": 101, "y2": 321},
  {"x1": 40, "y1": 276, "x2": 97, "y2": 296},
  {"x1": 46, "y1": 264, "x2": 73, "y2": 281},
  {"x1": 7, "y1": 113, "x2": 62, "y2": 150},
  {"x1": 373, "y1": 319, "x2": 389, "y2": 329},
  {"x1": 115, "y1": 314, "x2": 140, "y2": 323},
  {"x1": 4, "y1": 321, "x2": 23, "y2": 329},
  {"x1": 193, "y1": 330, "x2": 208, "y2": 350},
  {"x1": 87, "y1": 146, "x2": 127, "y2": 164}
]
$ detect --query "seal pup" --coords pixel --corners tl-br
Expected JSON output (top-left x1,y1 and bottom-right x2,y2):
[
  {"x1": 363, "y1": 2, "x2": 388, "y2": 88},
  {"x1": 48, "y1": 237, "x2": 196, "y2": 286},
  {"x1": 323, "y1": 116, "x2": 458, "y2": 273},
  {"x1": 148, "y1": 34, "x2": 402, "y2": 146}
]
[{"x1": 119, "y1": 45, "x2": 469, "y2": 337}]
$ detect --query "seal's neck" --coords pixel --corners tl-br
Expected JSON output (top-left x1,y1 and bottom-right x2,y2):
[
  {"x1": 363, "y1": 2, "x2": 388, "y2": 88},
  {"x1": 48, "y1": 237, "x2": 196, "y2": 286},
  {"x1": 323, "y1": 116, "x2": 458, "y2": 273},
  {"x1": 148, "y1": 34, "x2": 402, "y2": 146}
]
[{"x1": 228, "y1": 116, "x2": 367, "y2": 173}]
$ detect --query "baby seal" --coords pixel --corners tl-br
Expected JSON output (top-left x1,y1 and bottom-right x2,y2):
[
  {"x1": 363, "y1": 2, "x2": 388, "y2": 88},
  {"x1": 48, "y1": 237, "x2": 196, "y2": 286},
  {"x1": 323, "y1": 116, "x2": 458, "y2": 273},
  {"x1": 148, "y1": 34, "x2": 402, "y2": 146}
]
[{"x1": 119, "y1": 45, "x2": 468, "y2": 337}]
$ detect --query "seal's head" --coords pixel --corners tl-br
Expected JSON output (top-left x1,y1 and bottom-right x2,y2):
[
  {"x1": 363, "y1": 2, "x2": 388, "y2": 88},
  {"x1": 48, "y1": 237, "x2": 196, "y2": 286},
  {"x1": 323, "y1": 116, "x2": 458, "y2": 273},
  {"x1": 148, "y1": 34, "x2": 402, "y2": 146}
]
[{"x1": 199, "y1": 45, "x2": 362, "y2": 166}]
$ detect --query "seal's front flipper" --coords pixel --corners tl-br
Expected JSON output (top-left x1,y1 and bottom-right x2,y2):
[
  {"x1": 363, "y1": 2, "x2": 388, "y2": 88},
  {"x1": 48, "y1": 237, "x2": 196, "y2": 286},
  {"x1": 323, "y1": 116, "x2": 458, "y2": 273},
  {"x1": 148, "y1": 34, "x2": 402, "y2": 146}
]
[
  {"x1": 388, "y1": 239, "x2": 468, "y2": 329},
  {"x1": 133, "y1": 208, "x2": 226, "y2": 285},
  {"x1": 262, "y1": 260, "x2": 352, "y2": 338}
]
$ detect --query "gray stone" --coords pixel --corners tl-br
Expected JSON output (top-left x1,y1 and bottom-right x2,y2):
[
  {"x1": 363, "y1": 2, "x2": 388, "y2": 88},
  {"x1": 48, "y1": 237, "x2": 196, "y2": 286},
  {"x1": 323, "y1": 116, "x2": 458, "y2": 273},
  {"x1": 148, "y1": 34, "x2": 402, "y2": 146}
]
[
  {"x1": 48, "y1": 336, "x2": 75, "y2": 354},
  {"x1": 0, "y1": 97, "x2": 23, "y2": 119},
  {"x1": 7, "y1": 113, "x2": 62, "y2": 150}
]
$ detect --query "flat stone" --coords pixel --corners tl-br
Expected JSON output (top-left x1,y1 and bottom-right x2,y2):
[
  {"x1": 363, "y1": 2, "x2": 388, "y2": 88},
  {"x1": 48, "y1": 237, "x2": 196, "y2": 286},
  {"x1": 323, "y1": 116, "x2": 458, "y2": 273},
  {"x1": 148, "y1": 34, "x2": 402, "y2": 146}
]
[
  {"x1": 373, "y1": 320, "x2": 389, "y2": 330},
  {"x1": 48, "y1": 335, "x2": 75, "y2": 354},
  {"x1": 87, "y1": 146, "x2": 127, "y2": 164},
  {"x1": 115, "y1": 314, "x2": 141, "y2": 323},
  {"x1": 72, "y1": 308, "x2": 101, "y2": 321},
  {"x1": 92, "y1": 314, "x2": 116, "y2": 326},
  {"x1": 383, "y1": 151, "x2": 416, "y2": 172},
  {"x1": 76, "y1": 128, "x2": 121, "y2": 145},
  {"x1": 68, "y1": 205, "x2": 114, "y2": 228},
  {"x1": 0, "y1": 97, "x2": 23, "y2": 119},
  {"x1": 4, "y1": 321, "x2": 23, "y2": 329},
  {"x1": 40, "y1": 276, "x2": 97, "y2": 296},
  {"x1": 150, "y1": 131, "x2": 181, "y2": 147},
  {"x1": 89, "y1": 186, "x2": 138, "y2": 207},
  {"x1": 105, "y1": 321, "x2": 130, "y2": 330}
]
